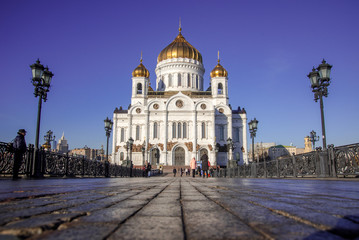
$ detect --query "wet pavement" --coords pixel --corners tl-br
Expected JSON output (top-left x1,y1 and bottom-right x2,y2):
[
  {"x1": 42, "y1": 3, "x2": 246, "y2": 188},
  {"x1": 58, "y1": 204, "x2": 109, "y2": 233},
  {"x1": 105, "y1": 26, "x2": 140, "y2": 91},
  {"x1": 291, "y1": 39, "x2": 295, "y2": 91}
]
[{"x1": 0, "y1": 177, "x2": 358, "y2": 239}]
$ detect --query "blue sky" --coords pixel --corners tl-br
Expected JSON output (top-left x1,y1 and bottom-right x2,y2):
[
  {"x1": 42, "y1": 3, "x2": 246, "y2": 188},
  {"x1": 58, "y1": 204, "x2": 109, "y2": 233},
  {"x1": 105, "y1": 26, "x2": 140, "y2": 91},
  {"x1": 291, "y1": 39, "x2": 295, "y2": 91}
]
[{"x1": 1, "y1": 0, "x2": 358, "y2": 151}]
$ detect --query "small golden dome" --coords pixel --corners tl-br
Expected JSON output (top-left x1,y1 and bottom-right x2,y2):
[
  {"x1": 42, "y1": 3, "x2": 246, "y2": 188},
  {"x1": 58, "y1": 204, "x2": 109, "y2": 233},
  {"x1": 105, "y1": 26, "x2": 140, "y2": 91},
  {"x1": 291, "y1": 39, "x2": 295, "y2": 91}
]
[
  {"x1": 157, "y1": 28, "x2": 202, "y2": 63},
  {"x1": 210, "y1": 59, "x2": 228, "y2": 78},
  {"x1": 132, "y1": 58, "x2": 149, "y2": 78}
]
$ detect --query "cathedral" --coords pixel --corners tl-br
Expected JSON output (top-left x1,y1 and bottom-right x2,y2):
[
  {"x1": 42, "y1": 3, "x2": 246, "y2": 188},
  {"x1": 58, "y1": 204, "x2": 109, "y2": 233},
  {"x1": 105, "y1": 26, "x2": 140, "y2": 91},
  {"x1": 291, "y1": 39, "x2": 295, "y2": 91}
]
[{"x1": 112, "y1": 26, "x2": 248, "y2": 167}]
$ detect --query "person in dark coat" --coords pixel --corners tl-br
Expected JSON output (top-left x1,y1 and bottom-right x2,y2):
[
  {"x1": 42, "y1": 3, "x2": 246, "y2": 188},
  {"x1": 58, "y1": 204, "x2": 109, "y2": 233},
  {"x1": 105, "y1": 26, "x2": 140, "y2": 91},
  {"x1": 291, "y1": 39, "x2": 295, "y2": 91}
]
[
  {"x1": 147, "y1": 162, "x2": 152, "y2": 177},
  {"x1": 173, "y1": 168, "x2": 177, "y2": 177},
  {"x1": 201, "y1": 153, "x2": 209, "y2": 178},
  {"x1": 12, "y1": 129, "x2": 27, "y2": 180}
]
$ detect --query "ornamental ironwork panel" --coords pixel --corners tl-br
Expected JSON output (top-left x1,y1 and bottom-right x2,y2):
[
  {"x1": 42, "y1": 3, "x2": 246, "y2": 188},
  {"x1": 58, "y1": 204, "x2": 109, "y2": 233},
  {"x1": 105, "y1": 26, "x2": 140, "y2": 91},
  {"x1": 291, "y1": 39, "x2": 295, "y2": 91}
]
[
  {"x1": 278, "y1": 157, "x2": 294, "y2": 177},
  {"x1": 294, "y1": 152, "x2": 317, "y2": 177},
  {"x1": 266, "y1": 160, "x2": 278, "y2": 178},
  {"x1": 334, "y1": 144, "x2": 359, "y2": 177},
  {"x1": 257, "y1": 162, "x2": 265, "y2": 178}
]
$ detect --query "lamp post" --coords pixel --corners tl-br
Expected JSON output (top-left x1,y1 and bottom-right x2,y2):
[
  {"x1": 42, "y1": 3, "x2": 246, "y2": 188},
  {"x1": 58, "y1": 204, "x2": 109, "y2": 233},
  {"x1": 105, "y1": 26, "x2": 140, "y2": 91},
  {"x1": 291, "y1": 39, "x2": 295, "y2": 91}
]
[
  {"x1": 226, "y1": 137, "x2": 236, "y2": 168},
  {"x1": 310, "y1": 130, "x2": 320, "y2": 150},
  {"x1": 128, "y1": 137, "x2": 134, "y2": 166},
  {"x1": 215, "y1": 143, "x2": 220, "y2": 167},
  {"x1": 104, "y1": 117, "x2": 113, "y2": 177},
  {"x1": 307, "y1": 59, "x2": 332, "y2": 150},
  {"x1": 30, "y1": 59, "x2": 54, "y2": 177},
  {"x1": 248, "y1": 118, "x2": 259, "y2": 163},
  {"x1": 141, "y1": 140, "x2": 146, "y2": 166}
]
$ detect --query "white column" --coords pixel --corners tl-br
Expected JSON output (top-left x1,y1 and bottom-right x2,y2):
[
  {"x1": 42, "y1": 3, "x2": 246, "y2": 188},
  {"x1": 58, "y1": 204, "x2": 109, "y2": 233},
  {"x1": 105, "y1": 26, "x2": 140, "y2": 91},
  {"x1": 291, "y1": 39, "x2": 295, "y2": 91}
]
[
  {"x1": 145, "y1": 110, "x2": 149, "y2": 165},
  {"x1": 112, "y1": 114, "x2": 117, "y2": 164},
  {"x1": 242, "y1": 115, "x2": 248, "y2": 164},
  {"x1": 164, "y1": 110, "x2": 168, "y2": 165},
  {"x1": 192, "y1": 110, "x2": 197, "y2": 159},
  {"x1": 212, "y1": 111, "x2": 216, "y2": 166}
]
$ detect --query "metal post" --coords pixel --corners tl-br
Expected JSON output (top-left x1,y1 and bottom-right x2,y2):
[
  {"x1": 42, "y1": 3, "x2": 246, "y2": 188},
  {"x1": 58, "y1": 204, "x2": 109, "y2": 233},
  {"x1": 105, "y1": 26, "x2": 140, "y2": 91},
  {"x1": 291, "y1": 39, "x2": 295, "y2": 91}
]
[{"x1": 319, "y1": 94, "x2": 327, "y2": 150}]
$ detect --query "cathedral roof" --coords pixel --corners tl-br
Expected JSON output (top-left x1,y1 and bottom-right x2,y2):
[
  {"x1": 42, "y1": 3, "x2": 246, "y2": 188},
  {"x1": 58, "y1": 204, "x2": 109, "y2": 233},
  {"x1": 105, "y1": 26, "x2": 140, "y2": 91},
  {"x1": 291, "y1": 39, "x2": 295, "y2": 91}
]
[
  {"x1": 210, "y1": 53, "x2": 228, "y2": 78},
  {"x1": 157, "y1": 27, "x2": 202, "y2": 63},
  {"x1": 132, "y1": 57, "x2": 149, "y2": 78}
]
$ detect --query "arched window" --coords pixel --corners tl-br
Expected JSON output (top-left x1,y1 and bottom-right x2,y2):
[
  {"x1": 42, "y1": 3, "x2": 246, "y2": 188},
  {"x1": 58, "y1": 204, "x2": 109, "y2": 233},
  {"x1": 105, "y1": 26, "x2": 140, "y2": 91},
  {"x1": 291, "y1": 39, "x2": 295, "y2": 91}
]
[
  {"x1": 187, "y1": 74, "x2": 191, "y2": 87},
  {"x1": 172, "y1": 122, "x2": 176, "y2": 138},
  {"x1": 218, "y1": 83, "x2": 223, "y2": 94},
  {"x1": 178, "y1": 73, "x2": 181, "y2": 86},
  {"x1": 168, "y1": 74, "x2": 172, "y2": 87},
  {"x1": 154, "y1": 122, "x2": 158, "y2": 139},
  {"x1": 120, "y1": 152, "x2": 124, "y2": 160},
  {"x1": 219, "y1": 125, "x2": 225, "y2": 141},
  {"x1": 201, "y1": 122, "x2": 206, "y2": 139},
  {"x1": 234, "y1": 128, "x2": 240, "y2": 142},
  {"x1": 183, "y1": 122, "x2": 187, "y2": 138},
  {"x1": 121, "y1": 128, "x2": 125, "y2": 142},
  {"x1": 136, "y1": 125, "x2": 140, "y2": 140},
  {"x1": 137, "y1": 83, "x2": 142, "y2": 94},
  {"x1": 196, "y1": 75, "x2": 199, "y2": 89},
  {"x1": 178, "y1": 122, "x2": 182, "y2": 138}
]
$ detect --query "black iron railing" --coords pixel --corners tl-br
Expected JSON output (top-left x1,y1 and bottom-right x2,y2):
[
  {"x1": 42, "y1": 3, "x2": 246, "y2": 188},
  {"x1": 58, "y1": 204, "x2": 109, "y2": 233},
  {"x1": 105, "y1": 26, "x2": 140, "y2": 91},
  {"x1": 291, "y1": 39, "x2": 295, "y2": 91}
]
[
  {"x1": 214, "y1": 143, "x2": 359, "y2": 178},
  {"x1": 0, "y1": 142, "x2": 162, "y2": 178}
]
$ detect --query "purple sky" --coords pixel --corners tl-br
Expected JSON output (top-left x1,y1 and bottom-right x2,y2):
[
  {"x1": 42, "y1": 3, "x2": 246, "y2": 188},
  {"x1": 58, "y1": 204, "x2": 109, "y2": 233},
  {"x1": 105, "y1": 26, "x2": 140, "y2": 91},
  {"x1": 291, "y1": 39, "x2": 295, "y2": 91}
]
[{"x1": 1, "y1": 0, "x2": 358, "y2": 151}]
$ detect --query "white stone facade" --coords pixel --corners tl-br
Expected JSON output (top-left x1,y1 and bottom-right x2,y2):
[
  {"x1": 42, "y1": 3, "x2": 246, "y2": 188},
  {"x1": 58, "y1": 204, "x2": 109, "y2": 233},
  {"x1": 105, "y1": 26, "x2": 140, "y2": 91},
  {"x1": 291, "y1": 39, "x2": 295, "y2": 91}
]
[{"x1": 112, "y1": 31, "x2": 248, "y2": 167}]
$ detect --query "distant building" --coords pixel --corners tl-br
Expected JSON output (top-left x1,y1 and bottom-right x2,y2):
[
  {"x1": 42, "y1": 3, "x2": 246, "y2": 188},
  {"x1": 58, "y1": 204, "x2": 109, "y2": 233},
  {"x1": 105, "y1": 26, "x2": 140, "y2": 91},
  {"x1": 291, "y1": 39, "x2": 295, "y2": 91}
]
[
  {"x1": 69, "y1": 145, "x2": 105, "y2": 161},
  {"x1": 56, "y1": 133, "x2": 69, "y2": 154}
]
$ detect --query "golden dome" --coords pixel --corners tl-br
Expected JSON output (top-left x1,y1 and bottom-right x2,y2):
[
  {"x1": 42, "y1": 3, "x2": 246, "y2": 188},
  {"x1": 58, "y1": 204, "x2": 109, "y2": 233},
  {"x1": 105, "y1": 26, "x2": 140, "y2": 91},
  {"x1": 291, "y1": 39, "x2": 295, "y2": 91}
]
[
  {"x1": 210, "y1": 59, "x2": 228, "y2": 78},
  {"x1": 132, "y1": 58, "x2": 149, "y2": 78},
  {"x1": 157, "y1": 28, "x2": 202, "y2": 63}
]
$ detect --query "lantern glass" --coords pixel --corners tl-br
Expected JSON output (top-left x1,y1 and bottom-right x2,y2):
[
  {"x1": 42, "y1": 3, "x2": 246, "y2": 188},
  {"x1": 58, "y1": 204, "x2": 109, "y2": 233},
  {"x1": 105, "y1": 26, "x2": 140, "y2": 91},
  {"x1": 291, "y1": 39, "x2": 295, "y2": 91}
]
[
  {"x1": 252, "y1": 118, "x2": 258, "y2": 129},
  {"x1": 43, "y1": 68, "x2": 53, "y2": 87},
  {"x1": 129, "y1": 137, "x2": 134, "y2": 145},
  {"x1": 317, "y1": 59, "x2": 332, "y2": 79},
  {"x1": 30, "y1": 59, "x2": 44, "y2": 80},
  {"x1": 104, "y1": 117, "x2": 110, "y2": 128},
  {"x1": 308, "y1": 69, "x2": 319, "y2": 88}
]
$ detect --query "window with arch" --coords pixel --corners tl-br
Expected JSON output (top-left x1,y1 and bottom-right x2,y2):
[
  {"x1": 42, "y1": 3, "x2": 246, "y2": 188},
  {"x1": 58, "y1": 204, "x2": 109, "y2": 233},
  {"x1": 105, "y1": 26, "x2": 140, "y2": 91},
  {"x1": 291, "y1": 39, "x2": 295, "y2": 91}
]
[
  {"x1": 219, "y1": 125, "x2": 225, "y2": 141},
  {"x1": 136, "y1": 125, "x2": 140, "y2": 140},
  {"x1": 196, "y1": 75, "x2": 199, "y2": 89},
  {"x1": 183, "y1": 122, "x2": 187, "y2": 138},
  {"x1": 153, "y1": 122, "x2": 158, "y2": 139},
  {"x1": 137, "y1": 83, "x2": 142, "y2": 94},
  {"x1": 172, "y1": 122, "x2": 176, "y2": 138},
  {"x1": 187, "y1": 74, "x2": 191, "y2": 87},
  {"x1": 201, "y1": 122, "x2": 206, "y2": 139},
  {"x1": 218, "y1": 83, "x2": 223, "y2": 94},
  {"x1": 120, "y1": 152, "x2": 124, "y2": 160},
  {"x1": 177, "y1": 122, "x2": 182, "y2": 138},
  {"x1": 168, "y1": 74, "x2": 172, "y2": 87},
  {"x1": 120, "y1": 128, "x2": 125, "y2": 142},
  {"x1": 178, "y1": 73, "x2": 181, "y2": 86},
  {"x1": 234, "y1": 128, "x2": 240, "y2": 142}
]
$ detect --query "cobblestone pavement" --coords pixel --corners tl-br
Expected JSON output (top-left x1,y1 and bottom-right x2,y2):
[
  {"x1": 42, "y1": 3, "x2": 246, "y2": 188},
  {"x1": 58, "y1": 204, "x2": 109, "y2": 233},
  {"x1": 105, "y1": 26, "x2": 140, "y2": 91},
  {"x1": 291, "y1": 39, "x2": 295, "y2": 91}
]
[{"x1": 0, "y1": 177, "x2": 358, "y2": 240}]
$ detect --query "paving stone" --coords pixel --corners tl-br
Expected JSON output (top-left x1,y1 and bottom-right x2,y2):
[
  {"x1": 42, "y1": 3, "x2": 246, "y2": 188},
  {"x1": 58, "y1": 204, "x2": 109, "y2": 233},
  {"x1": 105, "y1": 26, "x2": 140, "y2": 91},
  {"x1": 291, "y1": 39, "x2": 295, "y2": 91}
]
[
  {"x1": 33, "y1": 222, "x2": 117, "y2": 240},
  {"x1": 137, "y1": 202, "x2": 181, "y2": 217},
  {"x1": 108, "y1": 216, "x2": 183, "y2": 240}
]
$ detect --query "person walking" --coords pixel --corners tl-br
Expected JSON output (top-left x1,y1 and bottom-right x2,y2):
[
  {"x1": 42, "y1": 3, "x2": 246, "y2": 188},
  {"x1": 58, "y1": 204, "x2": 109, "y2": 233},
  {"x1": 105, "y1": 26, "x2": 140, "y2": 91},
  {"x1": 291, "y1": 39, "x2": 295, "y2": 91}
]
[
  {"x1": 147, "y1": 162, "x2": 152, "y2": 177},
  {"x1": 173, "y1": 168, "x2": 177, "y2": 177},
  {"x1": 12, "y1": 129, "x2": 27, "y2": 180},
  {"x1": 201, "y1": 153, "x2": 209, "y2": 178},
  {"x1": 190, "y1": 157, "x2": 196, "y2": 178},
  {"x1": 180, "y1": 168, "x2": 184, "y2": 177}
]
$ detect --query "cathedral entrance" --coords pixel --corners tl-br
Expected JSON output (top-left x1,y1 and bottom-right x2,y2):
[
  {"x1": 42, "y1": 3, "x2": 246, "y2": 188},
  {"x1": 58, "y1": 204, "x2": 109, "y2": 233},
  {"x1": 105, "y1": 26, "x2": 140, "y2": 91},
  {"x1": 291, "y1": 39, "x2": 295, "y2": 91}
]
[
  {"x1": 174, "y1": 147, "x2": 185, "y2": 166},
  {"x1": 150, "y1": 148, "x2": 160, "y2": 166}
]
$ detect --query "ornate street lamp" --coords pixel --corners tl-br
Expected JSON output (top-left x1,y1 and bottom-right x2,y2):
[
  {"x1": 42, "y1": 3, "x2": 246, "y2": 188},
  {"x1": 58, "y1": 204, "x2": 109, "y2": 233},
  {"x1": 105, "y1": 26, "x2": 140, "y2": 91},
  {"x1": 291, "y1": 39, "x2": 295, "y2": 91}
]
[
  {"x1": 248, "y1": 118, "x2": 259, "y2": 163},
  {"x1": 141, "y1": 140, "x2": 146, "y2": 166},
  {"x1": 43, "y1": 130, "x2": 54, "y2": 151},
  {"x1": 104, "y1": 117, "x2": 113, "y2": 162},
  {"x1": 215, "y1": 143, "x2": 220, "y2": 167},
  {"x1": 226, "y1": 137, "x2": 236, "y2": 168},
  {"x1": 310, "y1": 130, "x2": 320, "y2": 150},
  {"x1": 128, "y1": 137, "x2": 134, "y2": 166},
  {"x1": 30, "y1": 59, "x2": 54, "y2": 177},
  {"x1": 307, "y1": 59, "x2": 332, "y2": 150}
]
